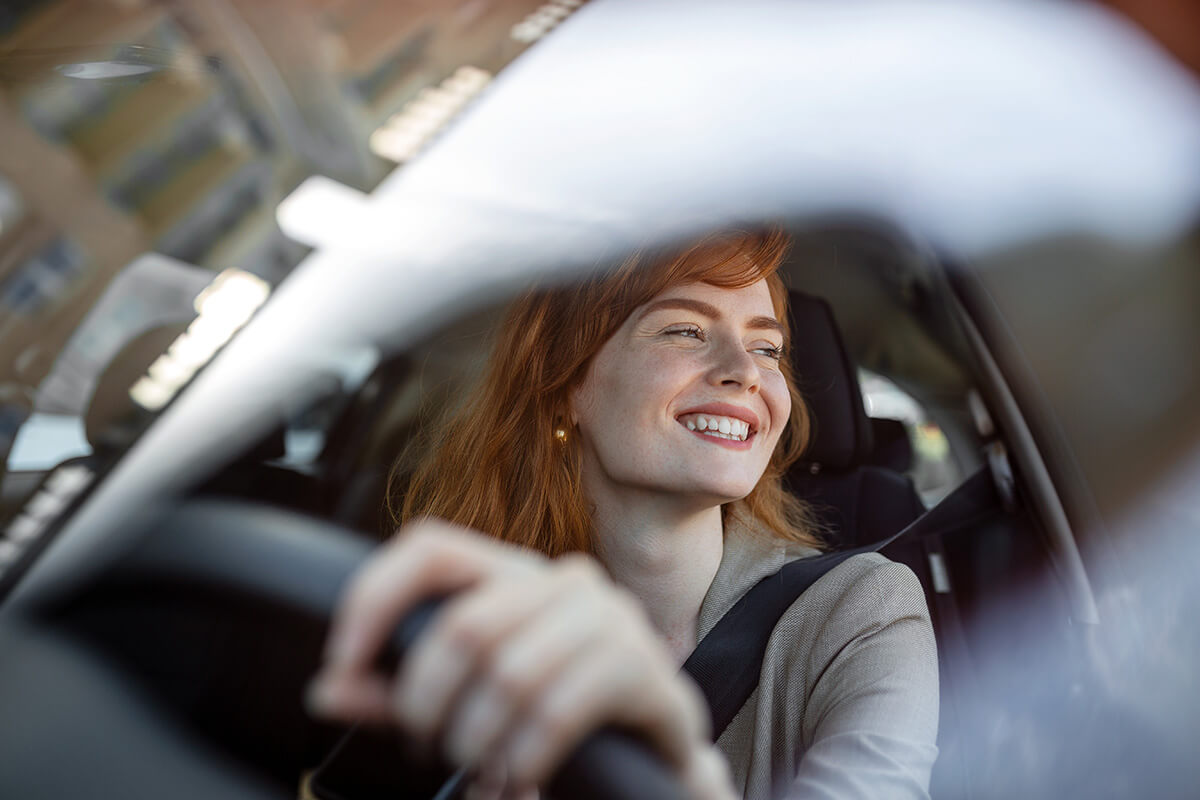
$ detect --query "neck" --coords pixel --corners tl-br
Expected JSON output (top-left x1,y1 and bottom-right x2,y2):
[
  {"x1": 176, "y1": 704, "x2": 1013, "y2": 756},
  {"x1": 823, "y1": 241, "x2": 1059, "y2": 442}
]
[{"x1": 589, "y1": 490, "x2": 725, "y2": 663}]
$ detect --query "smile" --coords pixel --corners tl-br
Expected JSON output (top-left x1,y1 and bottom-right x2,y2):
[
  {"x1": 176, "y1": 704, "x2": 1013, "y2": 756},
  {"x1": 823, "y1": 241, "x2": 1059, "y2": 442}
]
[{"x1": 676, "y1": 413, "x2": 752, "y2": 442}]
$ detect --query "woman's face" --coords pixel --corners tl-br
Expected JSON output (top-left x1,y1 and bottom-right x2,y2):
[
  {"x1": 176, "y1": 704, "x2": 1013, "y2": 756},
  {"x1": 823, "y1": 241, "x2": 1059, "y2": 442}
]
[{"x1": 570, "y1": 279, "x2": 791, "y2": 509}]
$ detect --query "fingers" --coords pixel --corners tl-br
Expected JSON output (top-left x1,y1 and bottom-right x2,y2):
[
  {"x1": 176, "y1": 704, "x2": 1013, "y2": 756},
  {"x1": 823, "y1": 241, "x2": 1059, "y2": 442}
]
[
  {"x1": 305, "y1": 671, "x2": 394, "y2": 724},
  {"x1": 463, "y1": 759, "x2": 539, "y2": 800},
  {"x1": 311, "y1": 521, "x2": 542, "y2": 723},
  {"x1": 311, "y1": 527, "x2": 723, "y2": 798},
  {"x1": 497, "y1": 641, "x2": 705, "y2": 788},
  {"x1": 396, "y1": 563, "x2": 592, "y2": 743},
  {"x1": 440, "y1": 582, "x2": 607, "y2": 765},
  {"x1": 430, "y1": 556, "x2": 708, "y2": 789},
  {"x1": 321, "y1": 520, "x2": 540, "y2": 678},
  {"x1": 679, "y1": 743, "x2": 738, "y2": 800}
]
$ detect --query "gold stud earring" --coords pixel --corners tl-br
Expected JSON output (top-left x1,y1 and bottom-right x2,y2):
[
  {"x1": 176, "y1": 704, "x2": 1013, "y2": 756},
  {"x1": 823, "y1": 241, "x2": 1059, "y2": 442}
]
[{"x1": 554, "y1": 426, "x2": 568, "y2": 444}]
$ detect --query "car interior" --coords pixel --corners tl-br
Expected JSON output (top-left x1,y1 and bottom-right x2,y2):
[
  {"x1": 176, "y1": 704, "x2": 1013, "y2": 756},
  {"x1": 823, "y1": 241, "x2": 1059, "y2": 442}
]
[
  {"x1": 1, "y1": 1, "x2": 1198, "y2": 797},
  {"x1": 0, "y1": 217, "x2": 1125, "y2": 799}
]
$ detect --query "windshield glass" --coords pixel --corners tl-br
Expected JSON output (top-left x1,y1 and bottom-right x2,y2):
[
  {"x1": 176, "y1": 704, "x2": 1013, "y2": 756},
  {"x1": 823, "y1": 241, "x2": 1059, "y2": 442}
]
[{"x1": 0, "y1": 0, "x2": 555, "y2": 512}]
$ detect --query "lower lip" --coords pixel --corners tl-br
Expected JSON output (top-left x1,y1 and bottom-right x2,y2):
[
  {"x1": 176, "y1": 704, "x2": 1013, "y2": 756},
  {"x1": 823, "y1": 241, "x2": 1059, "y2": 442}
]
[{"x1": 682, "y1": 425, "x2": 755, "y2": 451}]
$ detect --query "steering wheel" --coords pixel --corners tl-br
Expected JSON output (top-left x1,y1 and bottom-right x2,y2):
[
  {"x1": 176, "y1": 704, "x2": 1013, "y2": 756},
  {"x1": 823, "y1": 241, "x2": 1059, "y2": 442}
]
[{"x1": 0, "y1": 500, "x2": 689, "y2": 800}]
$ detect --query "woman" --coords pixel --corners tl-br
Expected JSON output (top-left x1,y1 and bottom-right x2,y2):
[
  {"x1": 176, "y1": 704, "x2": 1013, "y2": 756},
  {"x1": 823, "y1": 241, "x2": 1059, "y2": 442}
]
[{"x1": 307, "y1": 229, "x2": 939, "y2": 799}]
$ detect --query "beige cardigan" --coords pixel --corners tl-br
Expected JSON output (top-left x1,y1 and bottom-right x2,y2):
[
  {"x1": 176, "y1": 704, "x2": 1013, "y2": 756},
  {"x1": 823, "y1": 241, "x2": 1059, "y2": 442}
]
[{"x1": 697, "y1": 521, "x2": 939, "y2": 799}]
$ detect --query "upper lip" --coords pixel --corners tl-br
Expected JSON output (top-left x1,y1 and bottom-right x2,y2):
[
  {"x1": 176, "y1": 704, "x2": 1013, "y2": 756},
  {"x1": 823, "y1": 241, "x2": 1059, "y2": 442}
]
[{"x1": 676, "y1": 402, "x2": 761, "y2": 435}]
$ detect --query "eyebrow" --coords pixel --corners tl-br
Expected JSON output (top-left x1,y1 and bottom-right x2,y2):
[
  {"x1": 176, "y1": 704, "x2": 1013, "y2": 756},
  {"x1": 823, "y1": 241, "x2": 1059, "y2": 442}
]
[{"x1": 638, "y1": 297, "x2": 786, "y2": 335}]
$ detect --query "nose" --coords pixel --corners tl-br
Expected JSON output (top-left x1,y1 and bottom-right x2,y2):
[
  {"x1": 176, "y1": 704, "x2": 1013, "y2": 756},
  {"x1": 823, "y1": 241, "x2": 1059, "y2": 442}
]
[{"x1": 707, "y1": 338, "x2": 760, "y2": 393}]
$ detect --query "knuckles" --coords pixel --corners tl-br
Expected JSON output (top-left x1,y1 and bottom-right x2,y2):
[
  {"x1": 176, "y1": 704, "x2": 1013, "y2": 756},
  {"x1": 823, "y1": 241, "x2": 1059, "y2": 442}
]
[
  {"x1": 486, "y1": 650, "x2": 541, "y2": 707},
  {"x1": 437, "y1": 602, "x2": 501, "y2": 658},
  {"x1": 343, "y1": 558, "x2": 401, "y2": 617},
  {"x1": 395, "y1": 521, "x2": 461, "y2": 563},
  {"x1": 554, "y1": 552, "x2": 603, "y2": 581}
]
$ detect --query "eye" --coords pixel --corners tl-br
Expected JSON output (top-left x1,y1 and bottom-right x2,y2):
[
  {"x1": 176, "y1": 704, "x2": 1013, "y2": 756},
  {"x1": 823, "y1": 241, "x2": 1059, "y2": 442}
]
[
  {"x1": 663, "y1": 324, "x2": 706, "y2": 341},
  {"x1": 751, "y1": 343, "x2": 785, "y2": 361}
]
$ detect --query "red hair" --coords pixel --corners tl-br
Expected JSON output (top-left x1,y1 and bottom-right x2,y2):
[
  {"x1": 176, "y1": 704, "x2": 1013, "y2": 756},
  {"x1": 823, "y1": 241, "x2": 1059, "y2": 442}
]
[{"x1": 393, "y1": 228, "x2": 821, "y2": 555}]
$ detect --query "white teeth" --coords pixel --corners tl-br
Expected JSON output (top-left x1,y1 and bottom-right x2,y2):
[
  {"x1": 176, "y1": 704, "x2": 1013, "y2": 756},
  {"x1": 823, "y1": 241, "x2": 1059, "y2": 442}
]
[{"x1": 680, "y1": 414, "x2": 752, "y2": 442}]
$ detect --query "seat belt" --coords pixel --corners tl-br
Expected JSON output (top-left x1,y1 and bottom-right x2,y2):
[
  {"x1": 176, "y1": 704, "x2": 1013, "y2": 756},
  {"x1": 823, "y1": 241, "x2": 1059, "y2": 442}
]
[
  {"x1": 682, "y1": 468, "x2": 988, "y2": 741},
  {"x1": 680, "y1": 544, "x2": 892, "y2": 740}
]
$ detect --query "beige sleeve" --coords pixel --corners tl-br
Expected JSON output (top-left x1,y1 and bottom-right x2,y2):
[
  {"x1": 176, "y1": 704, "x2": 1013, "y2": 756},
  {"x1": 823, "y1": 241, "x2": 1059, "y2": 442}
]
[{"x1": 785, "y1": 556, "x2": 940, "y2": 799}]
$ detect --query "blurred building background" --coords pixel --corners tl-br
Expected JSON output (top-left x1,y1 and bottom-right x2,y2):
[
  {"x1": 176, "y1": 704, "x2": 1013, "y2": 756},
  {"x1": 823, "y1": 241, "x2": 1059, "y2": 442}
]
[{"x1": 0, "y1": 0, "x2": 573, "y2": 461}]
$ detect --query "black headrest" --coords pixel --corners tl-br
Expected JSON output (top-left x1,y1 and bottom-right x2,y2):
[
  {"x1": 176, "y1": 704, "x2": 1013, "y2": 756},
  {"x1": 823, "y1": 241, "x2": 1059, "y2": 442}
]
[
  {"x1": 868, "y1": 417, "x2": 913, "y2": 473},
  {"x1": 787, "y1": 291, "x2": 873, "y2": 470},
  {"x1": 85, "y1": 322, "x2": 189, "y2": 452}
]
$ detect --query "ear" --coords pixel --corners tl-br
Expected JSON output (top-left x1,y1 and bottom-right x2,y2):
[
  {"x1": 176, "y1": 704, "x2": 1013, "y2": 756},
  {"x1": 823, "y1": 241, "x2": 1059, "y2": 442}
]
[
  {"x1": 567, "y1": 358, "x2": 599, "y2": 428},
  {"x1": 565, "y1": 386, "x2": 582, "y2": 427}
]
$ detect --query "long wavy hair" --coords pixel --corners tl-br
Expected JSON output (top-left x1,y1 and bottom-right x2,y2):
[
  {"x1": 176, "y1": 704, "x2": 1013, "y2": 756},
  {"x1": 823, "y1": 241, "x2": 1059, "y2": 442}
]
[{"x1": 391, "y1": 228, "x2": 821, "y2": 556}]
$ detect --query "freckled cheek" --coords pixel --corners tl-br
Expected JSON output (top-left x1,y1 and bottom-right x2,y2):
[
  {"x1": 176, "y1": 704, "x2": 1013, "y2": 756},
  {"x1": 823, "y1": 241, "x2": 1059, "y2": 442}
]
[
  {"x1": 593, "y1": 355, "x2": 678, "y2": 425},
  {"x1": 635, "y1": 354, "x2": 697, "y2": 404},
  {"x1": 761, "y1": 372, "x2": 792, "y2": 433}
]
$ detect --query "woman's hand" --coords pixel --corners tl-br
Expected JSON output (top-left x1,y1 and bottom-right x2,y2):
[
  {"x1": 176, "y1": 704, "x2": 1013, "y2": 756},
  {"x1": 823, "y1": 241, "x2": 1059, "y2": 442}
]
[{"x1": 307, "y1": 519, "x2": 735, "y2": 800}]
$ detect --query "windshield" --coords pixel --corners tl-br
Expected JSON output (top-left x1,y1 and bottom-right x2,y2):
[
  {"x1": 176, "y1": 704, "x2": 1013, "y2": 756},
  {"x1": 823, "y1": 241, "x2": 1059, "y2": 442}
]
[{"x1": 0, "y1": 0, "x2": 556, "y2": 514}]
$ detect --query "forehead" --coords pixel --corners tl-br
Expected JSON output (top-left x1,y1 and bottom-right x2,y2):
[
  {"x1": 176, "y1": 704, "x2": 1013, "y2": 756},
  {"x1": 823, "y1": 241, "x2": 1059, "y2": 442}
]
[{"x1": 642, "y1": 279, "x2": 779, "y2": 318}]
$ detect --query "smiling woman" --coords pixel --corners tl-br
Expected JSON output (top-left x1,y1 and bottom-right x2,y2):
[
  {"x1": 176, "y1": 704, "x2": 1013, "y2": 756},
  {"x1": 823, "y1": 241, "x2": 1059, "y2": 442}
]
[
  {"x1": 573, "y1": 281, "x2": 790, "y2": 509},
  {"x1": 309, "y1": 229, "x2": 938, "y2": 800},
  {"x1": 395, "y1": 229, "x2": 817, "y2": 555}
]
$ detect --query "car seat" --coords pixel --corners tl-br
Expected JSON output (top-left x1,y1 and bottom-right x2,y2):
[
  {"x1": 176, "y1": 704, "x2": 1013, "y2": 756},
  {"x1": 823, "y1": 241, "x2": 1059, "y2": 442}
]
[{"x1": 785, "y1": 291, "x2": 926, "y2": 549}]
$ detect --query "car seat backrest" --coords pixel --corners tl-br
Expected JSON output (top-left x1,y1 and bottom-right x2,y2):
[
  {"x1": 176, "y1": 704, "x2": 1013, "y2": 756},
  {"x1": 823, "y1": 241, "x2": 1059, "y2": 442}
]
[
  {"x1": 785, "y1": 291, "x2": 925, "y2": 548},
  {"x1": 84, "y1": 323, "x2": 189, "y2": 454}
]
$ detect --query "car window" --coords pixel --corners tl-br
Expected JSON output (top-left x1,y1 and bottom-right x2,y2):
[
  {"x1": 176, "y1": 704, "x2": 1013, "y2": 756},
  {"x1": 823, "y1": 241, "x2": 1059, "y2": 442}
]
[
  {"x1": 859, "y1": 367, "x2": 962, "y2": 506},
  {"x1": 5, "y1": 412, "x2": 88, "y2": 471}
]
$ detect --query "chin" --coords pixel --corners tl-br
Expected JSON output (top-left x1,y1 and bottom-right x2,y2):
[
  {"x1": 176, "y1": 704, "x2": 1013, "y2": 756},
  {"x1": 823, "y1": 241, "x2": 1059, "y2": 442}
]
[{"x1": 681, "y1": 476, "x2": 759, "y2": 506}]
